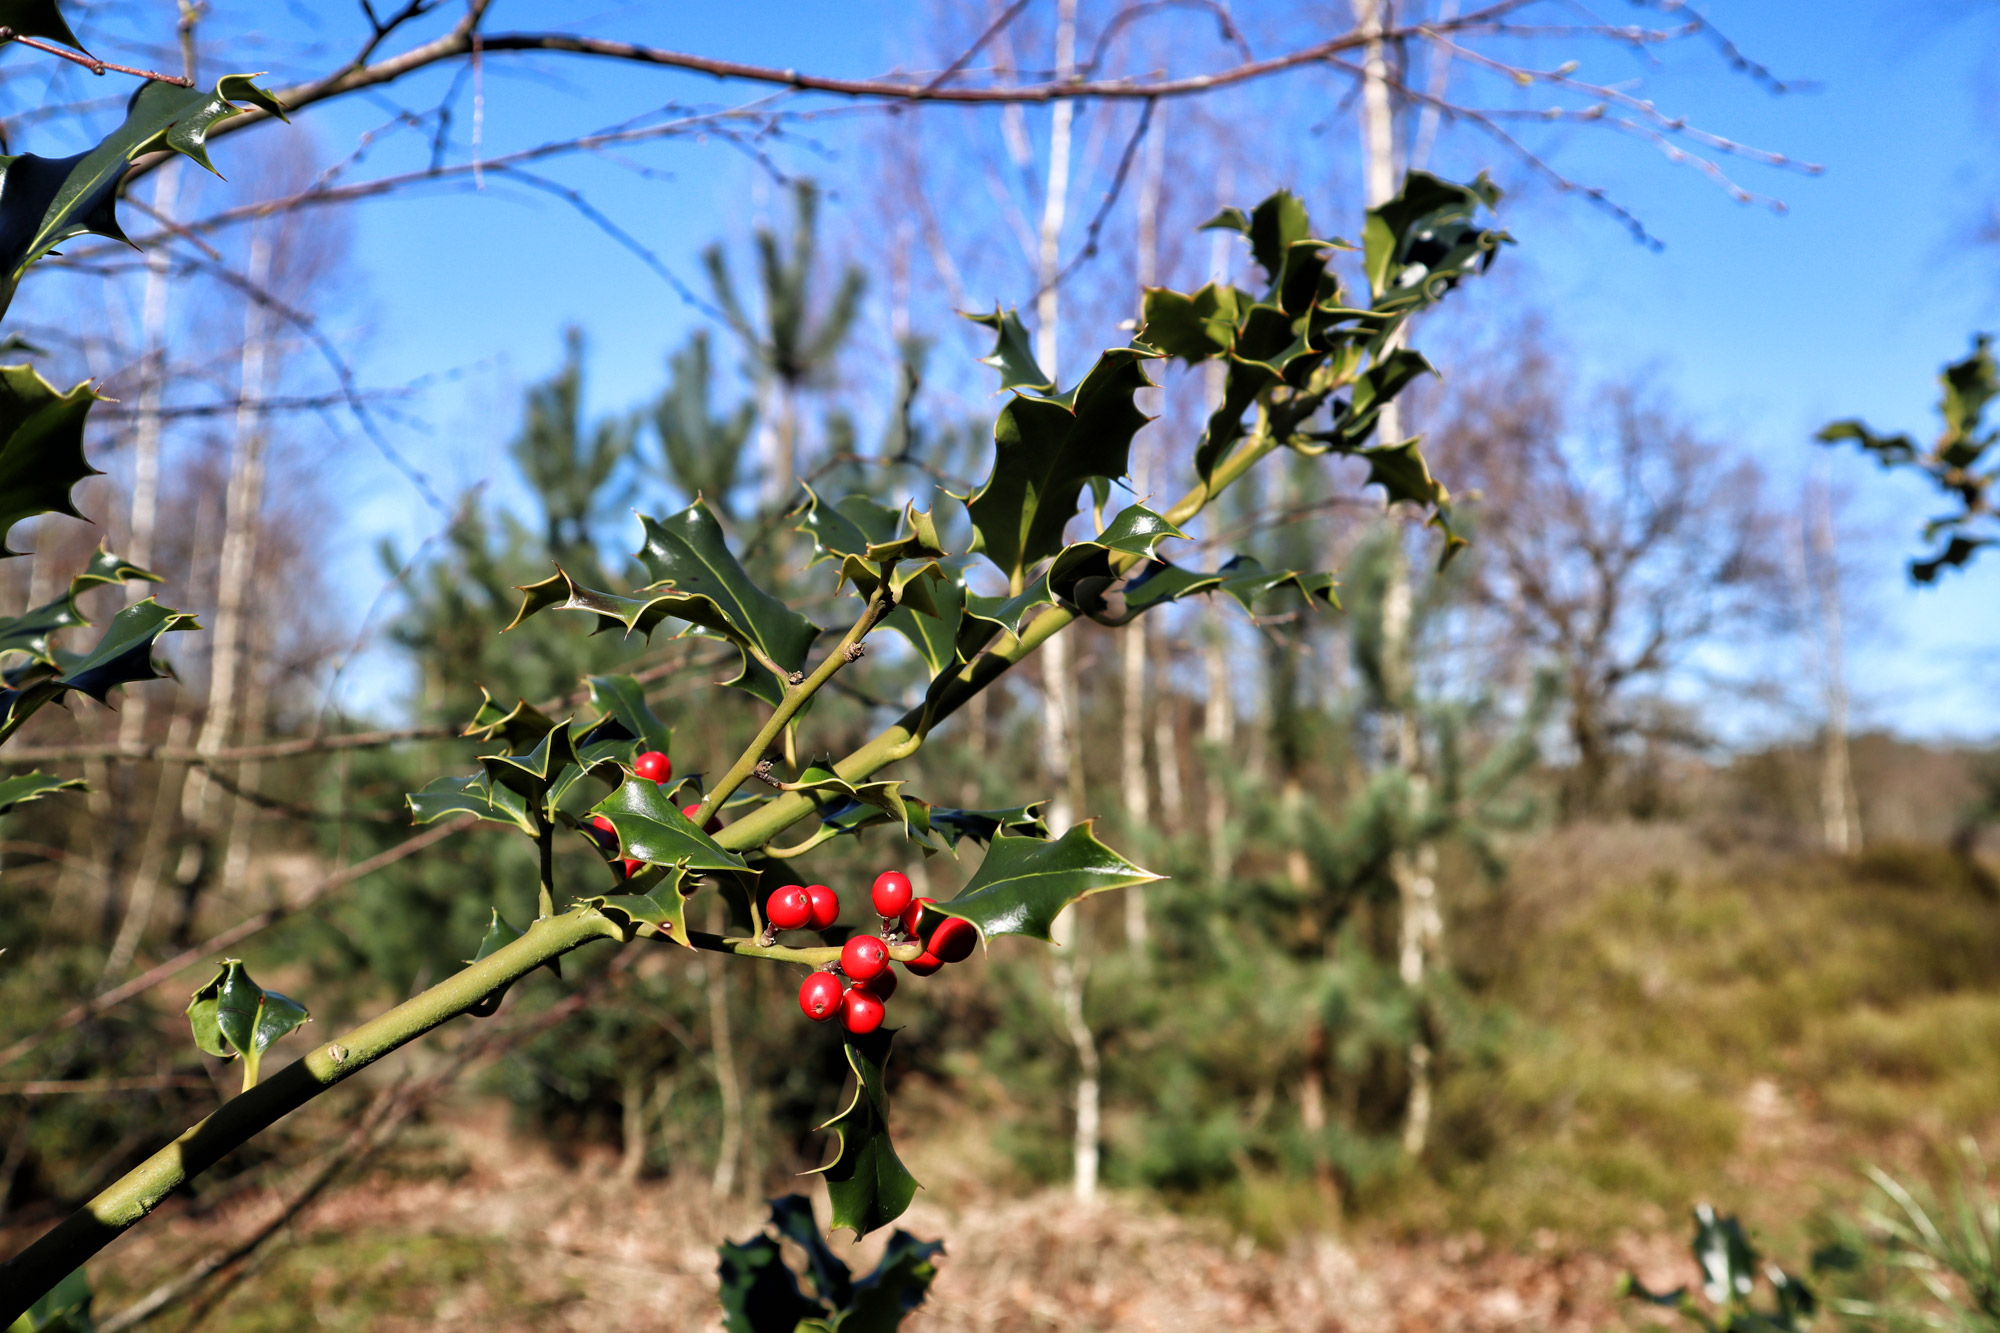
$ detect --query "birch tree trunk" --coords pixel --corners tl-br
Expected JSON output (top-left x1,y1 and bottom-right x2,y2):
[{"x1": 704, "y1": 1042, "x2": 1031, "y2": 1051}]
[
  {"x1": 1353, "y1": 8, "x2": 1440, "y2": 1156},
  {"x1": 1031, "y1": 0, "x2": 1100, "y2": 1205},
  {"x1": 1121, "y1": 104, "x2": 1166, "y2": 952}
]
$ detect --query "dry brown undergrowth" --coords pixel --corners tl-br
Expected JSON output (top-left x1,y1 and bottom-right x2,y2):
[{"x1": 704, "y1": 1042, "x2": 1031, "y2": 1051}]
[{"x1": 58, "y1": 1103, "x2": 1695, "y2": 1333}]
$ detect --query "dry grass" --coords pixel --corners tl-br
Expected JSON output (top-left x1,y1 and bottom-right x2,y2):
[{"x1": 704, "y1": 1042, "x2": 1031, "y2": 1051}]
[{"x1": 68, "y1": 1103, "x2": 1691, "y2": 1332}]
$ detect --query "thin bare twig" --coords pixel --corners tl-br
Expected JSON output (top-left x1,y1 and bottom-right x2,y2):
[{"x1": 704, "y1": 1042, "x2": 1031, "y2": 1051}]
[{"x1": 0, "y1": 28, "x2": 193, "y2": 86}]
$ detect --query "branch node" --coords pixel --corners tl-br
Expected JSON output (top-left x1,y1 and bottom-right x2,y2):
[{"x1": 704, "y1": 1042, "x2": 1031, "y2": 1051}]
[{"x1": 843, "y1": 642, "x2": 866, "y2": 662}]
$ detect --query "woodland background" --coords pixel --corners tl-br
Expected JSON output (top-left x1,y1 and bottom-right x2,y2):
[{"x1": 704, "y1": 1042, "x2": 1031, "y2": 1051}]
[{"x1": 2, "y1": 1, "x2": 1998, "y2": 1329}]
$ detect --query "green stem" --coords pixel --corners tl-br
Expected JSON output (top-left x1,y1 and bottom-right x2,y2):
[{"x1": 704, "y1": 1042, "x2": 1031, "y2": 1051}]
[
  {"x1": 695, "y1": 580, "x2": 889, "y2": 828},
  {"x1": 683, "y1": 931, "x2": 923, "y2": 967},
  {"x1": 239, "y1": 1048, "x2": 260, "y2": 1095},
  {"x1": 712, "y1": 435, "x2": 1281, "y2": 859},
  {"x1": 0, "y1": 907, "x2": 621, "y2": 1322},
  {"x1": 535, "y1": 811, "x2": 555, "y2": 920}
]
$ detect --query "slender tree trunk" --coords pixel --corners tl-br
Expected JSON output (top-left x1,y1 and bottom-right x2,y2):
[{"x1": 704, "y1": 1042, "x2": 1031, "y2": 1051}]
[
  {"x1": 1121, "y1": 114, "x2": 1165, "y2": 952},
  {"x1": 1031, "y1": 0, "x2": 1099, "y2": 1205},
  {"x1": 1152, "y1": 622, "x2": 1184, "y2": 828},
  {"x1": 184, "y1": 229, "x2": 274, "y2": 831},
  {"x1": 1803, "y1": 484, "x2": 1860, "y2": 853},
  {"x1": 1358, "y1": 0, "x2": 1438, "y2": 1160},
  {"x1": 1202, "y1": 620, "x2": 1234, "y2": 887}
]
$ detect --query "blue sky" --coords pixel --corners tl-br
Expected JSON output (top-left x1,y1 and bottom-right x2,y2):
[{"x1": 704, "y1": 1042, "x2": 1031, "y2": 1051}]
[{"x1": 185, "y1": 1, "x2": 1999, "y2": 739}]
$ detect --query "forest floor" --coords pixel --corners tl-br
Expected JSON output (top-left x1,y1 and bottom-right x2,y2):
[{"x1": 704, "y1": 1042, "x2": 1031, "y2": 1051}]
[{"x1": 77, "y1": 1103, "x2": 1699, "y2": 1333}]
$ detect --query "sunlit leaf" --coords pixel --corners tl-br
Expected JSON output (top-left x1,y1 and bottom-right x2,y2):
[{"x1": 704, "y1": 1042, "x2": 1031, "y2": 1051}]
[
  {"x1": 0, "y1": 769, "x2": 85, "y2": 812},
  {"x1": 809, "y1": 1027, "x2": 918, "y2": 1239},
  {"x1": 935, "y1": 822, "x2": 1159, "y2": 943}
]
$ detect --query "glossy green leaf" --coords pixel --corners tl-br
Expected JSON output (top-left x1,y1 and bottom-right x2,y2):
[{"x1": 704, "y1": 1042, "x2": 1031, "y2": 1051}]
[
  {"x1": 8, "y1": 1264, "x2": 92, "y2": 1333},
  {"x1": 459, "y1": 688, "x2": 558, "y2": 754},
  {"x1": 962, "y1": 345, "x2": 1160, "y2": 586},
  {"x1": 586, "y1": 872, "x2": 691, "y2": 947},
  {"x1": 1137, "y1": 282, "x2": 1246, "y2": 363},
  {"x1": 634, "y1": 498, "x2": 821, "y2": 706},
  {"x1": 1056, "y1": 554, "x2": 1337, "y2": 626},
  {"x1": 810, "y1": 1028, "x2": 918, "y2": 1239},
  {"x1": 717, "y1": 1231, "x2": 827, "y2": 1333},
  {"x1": 584, "y1": 673, "x2": 672, "y2": 756},
  {"x1": 185, "y1": 959, "x2": 308, "y2": 1082},
  {"x1": 1819, "y1": 334, "x2": 1997, "y2": 582},
  {"x1": 796, "y1": 486, "x2": 947, "y2": 567},
  {"x1": 406, "y1": 773, "x2": 537, "y2": 837},
  {"x1": 926, "y1": 801, "x2": 1050, "y2": 849},
  {"x1": 1088, "y1": 503, "x2": 1186, "y2": 559},
  {"x1": 964, "y1": 306, "x2": 1053, "y2": 394},
  {"x1": 838, "y1": 1229, "x2": 945, "y2": 1332},
  {"x1": 0, "y1": 544, "x2": 159, "y2": 666},
  {"x1": 469, "y1": 907, "x2": 522, "y2": 964},
  {"x1": 591, "y1": 774, "x2": 749, "y2": 880},
  {"x1": 0, "y1": 74, "x2": 289, "y2": 318},
  {"x1": 790, "y1": 763, "x2": 922, "y2": 838},
  {"x1": 0, "y1": 365, "x2": 99, "y2": 557},
  {"x1": 0, "y1": 598, "x2": 198, "y2": 747},
  {"x1": 1362, "y1": 170, "x2": 1508, "y2": 313},
  {"x1": 479, "y1": 716, "x2": 585, "y2": 812},
  {"x1": 936, "y1": 823, "x2": 1159, "y2": 943},
  {"x1": 768, "y1": 1195, "x2": 854, "y2": 1310},
  {"x1": 508, "y1": 565, "x2": 683, "y2": 641},
  {"x1": 880, "y1": 558, "x2": 965, "y2": 675},
  {"x1": 0, "y1": 769, "x2": 85, "y2": 813},
  {"x1": 0, "y1": 0, "x2": 84, "y2": 48}
]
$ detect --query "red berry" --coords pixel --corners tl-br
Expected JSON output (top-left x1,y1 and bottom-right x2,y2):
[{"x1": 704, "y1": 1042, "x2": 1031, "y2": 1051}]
[
  {"x1": 871, "y1": 870, "x2": 914, "y2": 918},
  {"x1": 590, "y1": 814, "x2": 615, "y2": 834},
  {"x1": 766, "y1": 885, "x2": 812, "y2": 931},
  {"x1": 899, "y1": 896, "x2": 935, "y2": 939},
  {"x1": 860, "y1": 968, "x2": 898, "y2": 1001},
  {"x1": 903, "y1": 951, "x2": 944, "y2": 977},
  {"x1": 840, "y1": 987, "x2": 885, "y2": 1035},
  {"x1": 633, "y1": 751, "x2": 672, "y2": 784},
  {"x1": 681, "y1": 802, "x2": 701, "y2": 820},
  {"x1": 681, "y1": 802, "x2": 723, "y2": 835},
  {"x1": 840, "y1": 934, "x2": 889, "y2": 982},
  {"x1": 798, "y1": 971, "x2": 843, "y2": 1021},
  {"x1": 929, "y1": 915, "x2": 978, "y2": 964},
  {"x1": 622, "y1": 858, "x2": 643, "y2": 878},
  {"x1": 805, "y1": 884, "x2": 839, "y2": 931}
]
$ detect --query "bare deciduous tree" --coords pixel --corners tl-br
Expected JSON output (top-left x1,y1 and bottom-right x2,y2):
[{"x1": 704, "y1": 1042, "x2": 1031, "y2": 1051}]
[{"x1": 1435, "y1": 327, "x2": 1782, "y2": 813}]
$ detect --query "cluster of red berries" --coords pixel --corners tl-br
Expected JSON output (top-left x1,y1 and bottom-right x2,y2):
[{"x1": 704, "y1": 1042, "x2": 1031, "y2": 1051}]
[
  {"x1": 788, "y1": 870, "x2": 979, "y2": 1034},
  {"x1": 587, "y1": 750, "x2": 720, "y2": 878}
]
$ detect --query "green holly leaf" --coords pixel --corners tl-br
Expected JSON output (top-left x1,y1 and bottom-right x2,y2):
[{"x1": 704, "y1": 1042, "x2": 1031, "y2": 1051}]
[
  {"x1": 0, "y1": 74, "x2": 289, "y2": 319},
  {"x1": 1053, "y1": 554, "x2": 1336, "y2": 626},
  {"x1": 591, "y1": 775, "x2": 749, "y2": 880},
  {"x1": 768, "y1": 1195, "x2": 854, "y2": 1310},
  {"x1": 406, "y1": 773, "x2": 536, "y2": 836},
  {"x1": 1295, "y1": 348, "x2": 1437, "y2": 456},
  {"x1": 880, "y1": 558, "x2": 966, "y2": 675},
  {"x1": 810, "y1": 1028, "x2": 918, "y2": 1239},
  {"x1": 584, "y1": 673, "x2": 672, "y2": 756},
  {"x1": 459, "y1": 688, "x2": 557, "y2": 754},
  {"x1": 790, "y1": 763, "x2": 924, "y2": 837},
  {"x1": 963, "y1": 345, "x2": 1160, "y2": 587},
  {"x1": 586, "y1": 872, "x2": 692, "y2": 947},
  {"x1": 184, "y1": 958, "x2": 308, "y2": 1088},
  {"x1": 1212, "y1": 554, "x2": 1340, "y2": 613},
  {"x1": 796, "y1": 486, "x2": 948, "y2": 567},
  {"x1": 933, "y1": 822, "x2": 1159, "y2": 943},
  {"x1": 508, "y1": 565, "x2": 684, "y2": 641},
  {"x1": 0, "y1": 598, "x2": 198, "y2": 747},
  {"x1": 840, "y1": 1230, "x2": 945, "y2": 1332},
  {"x1": 0, "y1": 543, "x2": 159, "y2": 666},
  {"x1": 479, "y1": 715, "x2": 584, "y2": 812},
  {"x1": 0, "y1": 0, "x2": 84, "y2": 49},
  {"x1": 927, "y1": 801, "x2": 1050, "y2": 849},
  {"x1": 0, "y1": 365, "x2": 100, "y2": 557},
  {"x1": 468, "y1": 907, "x2": 523, "y2": 964},
  {"x1": 1088, "y1": 503, "x2": 1186, "y2": 559},
  {"x1": 0, "y1": 769, "x2": 85, "y2": 812},
  {"x1": 964, "y1": 306, "x2": 1054, "y2": 394},
  {"x1": 8, "y1": 1264, "x2": 92, "y2": 1333},
  {"x1": 1362, "y1": 170, "x2": 1508, "y2": 313},
  {"x1": 961, "y1": 574, "x2": 1055, "y2": 646},
  {"x1": 634, "y1": 499, "x2": 822, "y2": 706},
  {"x1": 716, "y1": 1232, "x2": 827, "y2": 1333},
  {"x1": 1137, "y1": 282, "x2": 1247, "y2": 363}
]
